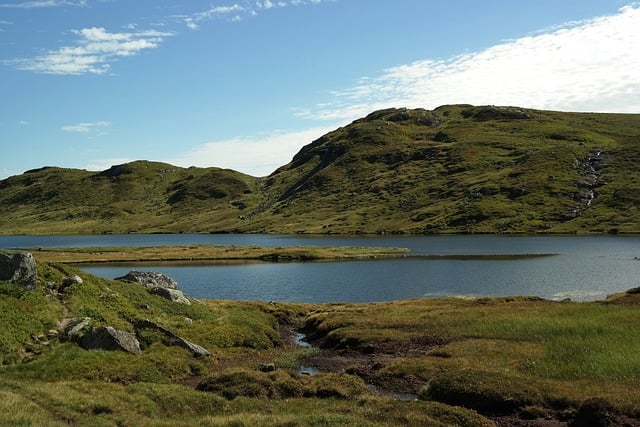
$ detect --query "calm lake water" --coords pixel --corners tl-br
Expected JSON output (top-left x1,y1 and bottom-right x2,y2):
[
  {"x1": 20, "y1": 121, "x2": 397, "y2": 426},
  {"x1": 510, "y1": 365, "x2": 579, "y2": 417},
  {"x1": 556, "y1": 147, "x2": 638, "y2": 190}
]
[{"x1": 2, "y1": 234, "x2": 640, "y2": 303}]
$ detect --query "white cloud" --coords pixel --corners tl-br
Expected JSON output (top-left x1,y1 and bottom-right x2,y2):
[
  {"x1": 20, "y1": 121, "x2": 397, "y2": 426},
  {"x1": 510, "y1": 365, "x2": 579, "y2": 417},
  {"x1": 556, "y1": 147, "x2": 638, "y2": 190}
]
[
  {"x1": 9, "y1": 27, "x2": 172, "y2": 75},
  {"x1": 0, "y1": 0, "x2": 86, "y2": 8},
  {"x1": 298, "y1": 4, "x2": 640, "y2": 119},
  {"x1": 183, "y1": 4, "x2": 245, "y2": 29},
  {"x1": 84, "y1": 157, "x2": 132, "y2": 172},
  {"x1": 170, "y1": 126, "x2": 338, "y2": 177},
  {"x1": 183, "y1": 0, "x2": 327, "y2": 28},
  {"x1": 61, "y1": 120, "x2": 110, "y2": 134}
]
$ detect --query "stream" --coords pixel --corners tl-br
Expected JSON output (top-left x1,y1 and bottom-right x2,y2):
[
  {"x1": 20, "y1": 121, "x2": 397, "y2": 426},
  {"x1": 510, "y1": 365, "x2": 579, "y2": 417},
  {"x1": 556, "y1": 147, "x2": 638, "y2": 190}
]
[{"x1": 292, "y1": 331, "x2": 418, "y2": 401}]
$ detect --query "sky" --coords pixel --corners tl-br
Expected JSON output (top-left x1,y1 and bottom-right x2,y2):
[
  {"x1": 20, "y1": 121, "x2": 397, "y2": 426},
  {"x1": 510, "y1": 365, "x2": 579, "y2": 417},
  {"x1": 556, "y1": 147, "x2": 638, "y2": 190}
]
[{"x1": 1, "y1": 1, "x2": 639, "y2": 179}]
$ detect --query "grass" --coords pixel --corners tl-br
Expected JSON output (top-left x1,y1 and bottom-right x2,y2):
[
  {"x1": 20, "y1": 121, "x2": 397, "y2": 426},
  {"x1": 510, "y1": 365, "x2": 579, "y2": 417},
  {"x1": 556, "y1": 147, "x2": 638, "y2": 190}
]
[
  {"x1": 1, "y1": 257, "x2": 640, "y2": 424},
  {"x1": 26, "y1": 244, "x2": 410, "y2": 264},
  {"x1": 301, "y1": 296, "x2": 640, "y2": 415}
]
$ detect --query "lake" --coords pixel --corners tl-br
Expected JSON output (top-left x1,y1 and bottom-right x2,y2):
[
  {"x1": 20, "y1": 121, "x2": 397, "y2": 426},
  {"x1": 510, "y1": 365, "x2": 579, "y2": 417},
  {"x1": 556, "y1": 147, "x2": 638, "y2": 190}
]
[{"x1": 2, "y1": 234, "x2": 639, "y2": 303}]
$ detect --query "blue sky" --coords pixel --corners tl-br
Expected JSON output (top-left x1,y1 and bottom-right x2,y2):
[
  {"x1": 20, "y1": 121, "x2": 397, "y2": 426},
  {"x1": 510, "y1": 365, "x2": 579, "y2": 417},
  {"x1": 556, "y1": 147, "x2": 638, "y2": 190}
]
[{"x1": 1, "y1": 1, "x2": 639, "y2": 179}]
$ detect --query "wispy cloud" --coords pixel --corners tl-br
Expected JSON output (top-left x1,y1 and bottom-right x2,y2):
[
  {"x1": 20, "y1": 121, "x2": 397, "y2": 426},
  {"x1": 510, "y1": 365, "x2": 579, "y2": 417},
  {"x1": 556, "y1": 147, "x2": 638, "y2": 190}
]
[
  {"x1": 182, "y1": 4, "x2": 245, "y2": 30},
  {"x1": 298, "y1": 4, "x2": 640, "y2": 119},
  {"x1": 61, "y1": 120, "x2": 110, "y2": 134},
  {"x1": 8, "y1": 27, "x2": 172, "y2": 75},
  {"x1": 0, "y1": 0, "x2": 87, "y2": 8},
  {"x1": 182, "y1": 0, "x2": 329, "y2": 29},
  {"x1": 170, "y1": 126, "x2": 337, "y2": 177}
]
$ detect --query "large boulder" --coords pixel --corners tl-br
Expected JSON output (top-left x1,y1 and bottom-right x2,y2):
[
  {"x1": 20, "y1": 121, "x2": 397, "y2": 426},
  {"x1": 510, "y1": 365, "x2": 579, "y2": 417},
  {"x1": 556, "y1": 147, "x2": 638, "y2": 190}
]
[
  {"x1": 79, "y1": 326, "x2": 142, "y2": 355},
  {"x1": 0, "y1": 252, "x2": 38, "y2": 290},
  {"x1": 115, "y1": 270, "x2": 178, "y2": 289},
  {"x1": 149, "y1": 287, "x2": 191, "y2": 305}
]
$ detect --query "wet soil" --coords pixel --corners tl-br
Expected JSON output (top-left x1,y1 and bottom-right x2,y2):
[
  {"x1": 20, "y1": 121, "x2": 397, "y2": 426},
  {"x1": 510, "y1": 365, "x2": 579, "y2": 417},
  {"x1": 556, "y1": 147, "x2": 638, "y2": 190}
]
[{"x1": 287, "y1": 325, "x2": 640, "y2": 427}]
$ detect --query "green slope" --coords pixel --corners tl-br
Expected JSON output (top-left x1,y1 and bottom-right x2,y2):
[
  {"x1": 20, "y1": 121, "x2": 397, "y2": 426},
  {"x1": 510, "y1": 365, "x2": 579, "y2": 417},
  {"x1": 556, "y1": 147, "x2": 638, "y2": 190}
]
[
  {"x1": 0, "y1": 161, "x2": 260, "y2": 234},
  {"x1": 242, "y1": 105, "x2": 640, "y2": 234},
  {"x1": 1, "y1": 105, "x2": 639, "y2": 234}
]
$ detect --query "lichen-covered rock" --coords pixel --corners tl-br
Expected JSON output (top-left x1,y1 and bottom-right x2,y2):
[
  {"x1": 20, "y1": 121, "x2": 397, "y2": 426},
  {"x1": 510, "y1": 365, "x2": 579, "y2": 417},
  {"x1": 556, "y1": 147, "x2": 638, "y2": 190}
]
[
  {"x1": 149, "y1": 286, "x2": 191, "y2": 305},
  {"x1": 115, "y1": 270, "x2": 178, "y2": 289},
  {"x1": 79, "y1": 326, "x2": 141, "y2": 355},
  {"x1": 0, "y1": 252, "x2": 37, "y2": 290}
]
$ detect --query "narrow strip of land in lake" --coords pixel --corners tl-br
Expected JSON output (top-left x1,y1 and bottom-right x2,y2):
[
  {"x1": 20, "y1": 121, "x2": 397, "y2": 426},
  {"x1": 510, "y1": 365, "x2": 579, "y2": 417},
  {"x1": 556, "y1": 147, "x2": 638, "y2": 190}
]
[{"x1": 23, "y1": 244, "x2": 411, "y2": 264}]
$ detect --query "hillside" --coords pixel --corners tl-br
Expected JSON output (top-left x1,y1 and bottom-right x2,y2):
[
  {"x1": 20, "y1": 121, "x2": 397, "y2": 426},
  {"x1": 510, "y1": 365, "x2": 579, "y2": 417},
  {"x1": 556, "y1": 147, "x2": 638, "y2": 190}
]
[{"x1": 1, "y1": 105, "x2": 639, "y2": 234}]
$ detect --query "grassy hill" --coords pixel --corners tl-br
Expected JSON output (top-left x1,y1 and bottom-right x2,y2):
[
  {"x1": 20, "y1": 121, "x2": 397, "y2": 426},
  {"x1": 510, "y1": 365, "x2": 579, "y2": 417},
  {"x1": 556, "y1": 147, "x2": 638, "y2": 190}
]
[{"x1": 1, "y1": 105, "x2": 639, "y2": 234}]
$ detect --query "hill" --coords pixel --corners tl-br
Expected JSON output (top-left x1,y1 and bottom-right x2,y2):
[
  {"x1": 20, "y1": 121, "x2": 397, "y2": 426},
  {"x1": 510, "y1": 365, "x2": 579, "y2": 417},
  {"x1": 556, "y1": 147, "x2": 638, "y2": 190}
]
[{"x1": 1, "y1": 105, "x2": 639, "y2": 234}]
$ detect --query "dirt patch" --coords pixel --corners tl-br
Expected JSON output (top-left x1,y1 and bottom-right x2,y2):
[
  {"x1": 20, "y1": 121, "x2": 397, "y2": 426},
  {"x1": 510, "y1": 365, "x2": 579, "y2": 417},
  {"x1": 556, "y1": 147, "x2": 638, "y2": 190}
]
[{"x1": 292, "y1": 331, "x2": 451, "y2": 396}]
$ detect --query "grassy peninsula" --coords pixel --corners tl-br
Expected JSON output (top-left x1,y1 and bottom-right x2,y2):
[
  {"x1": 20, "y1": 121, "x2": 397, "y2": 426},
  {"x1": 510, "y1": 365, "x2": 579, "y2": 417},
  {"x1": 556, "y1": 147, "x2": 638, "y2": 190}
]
[
  {"x1": 25, "y1": 244, "x2": 410, "y2": 264},
  {"x1": 1, "y1": 105, "x2": 639, "y2": 235},
  {"x1": 1, "y1": 254, "x2": 639, "y2": 426}
]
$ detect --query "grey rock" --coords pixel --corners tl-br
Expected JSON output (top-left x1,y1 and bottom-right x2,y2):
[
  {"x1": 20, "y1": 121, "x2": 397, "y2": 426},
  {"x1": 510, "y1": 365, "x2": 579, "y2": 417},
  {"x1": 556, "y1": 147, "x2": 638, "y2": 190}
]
[
  {"x1": 115, "y1": 270, "x2": 178, "y2": 289},
  {"x1": 61, "y1": 275, "x2": 83, "y2": 289},
  {"x1": 57, "y1": 317, "x2": 92, "y2": 339},
  {"x1": 0, "y1": 252, "x2": 38, "y2": 290},
  {"x1": 79, "y1": 326, "x2": 142, "y2": 355},
  {"x1": 135, "y1": 319, "x2": 210, "y2": 357},
  {"x1": 149, "y1": 287, "x2": 191, "y2": 305}
]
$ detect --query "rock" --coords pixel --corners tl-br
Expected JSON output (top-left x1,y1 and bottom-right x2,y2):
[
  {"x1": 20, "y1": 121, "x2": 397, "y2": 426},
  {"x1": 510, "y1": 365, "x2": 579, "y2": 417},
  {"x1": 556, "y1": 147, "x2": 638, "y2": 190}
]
[
  {"x1": 149, "y1": 287, "x2": 191, "y2": 305},
  {"x1": 135, "y1": 319, "x2": 210, "y2": 357},
  {"x1": 79, "y1": 326, "x2": 141, "y2": 355},
  {"x1": 61, "y1": 275, "x2": 83, "y2": 289},
  {"x1": 169, "y1": 337, "x2": 210, "y2": 357},
  {"x1": 115, "y1": 270, "x2": 178, "y2": 289},
  {"x1": 0, "y1": 252, "x2": 38, "y2": 290},
  {"x1": 259, "y1": 363, "x2": 276, "y2": 372},
  {"x1": 57, "y1": 317, "x2": 92, "y2": 339}
]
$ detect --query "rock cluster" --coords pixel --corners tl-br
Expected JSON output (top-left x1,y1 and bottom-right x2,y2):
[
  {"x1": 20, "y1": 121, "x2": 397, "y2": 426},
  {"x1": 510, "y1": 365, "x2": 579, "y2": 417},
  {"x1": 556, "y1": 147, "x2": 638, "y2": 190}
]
[
  {"x1": 116, "y1": 270, "x2": 191, "y2": 304},
  {"x1": 115, "y1": 270, "x2": 178, "y2": 289}
]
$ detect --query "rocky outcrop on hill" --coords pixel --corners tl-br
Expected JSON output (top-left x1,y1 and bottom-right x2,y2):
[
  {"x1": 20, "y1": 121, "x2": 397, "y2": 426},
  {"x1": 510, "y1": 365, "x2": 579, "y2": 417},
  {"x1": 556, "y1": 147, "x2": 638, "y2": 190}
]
[
  {"x1": 116, "y1": 270, "x2": 191, "y2": 304},
  {"x1": 0, "y1": 252, "x2": 37, "y2": 291},
  {"x1": 115, "y1": 270, "x2": 178, "y2": 289}
]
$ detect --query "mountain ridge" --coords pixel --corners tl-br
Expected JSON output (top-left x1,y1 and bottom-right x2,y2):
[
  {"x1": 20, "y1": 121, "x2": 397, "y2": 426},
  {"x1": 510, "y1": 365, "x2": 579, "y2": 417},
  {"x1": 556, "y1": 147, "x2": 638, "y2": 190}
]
[{"x1": 1, "y1": 104, "x2": 639, "y2": 234}]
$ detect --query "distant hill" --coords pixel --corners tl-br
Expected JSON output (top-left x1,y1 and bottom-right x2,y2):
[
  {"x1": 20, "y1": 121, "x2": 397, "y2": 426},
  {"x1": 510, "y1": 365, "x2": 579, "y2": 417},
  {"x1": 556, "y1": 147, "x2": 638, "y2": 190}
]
[{"x1": 1, "y1": 105, "x2": 639, "y2": 234}]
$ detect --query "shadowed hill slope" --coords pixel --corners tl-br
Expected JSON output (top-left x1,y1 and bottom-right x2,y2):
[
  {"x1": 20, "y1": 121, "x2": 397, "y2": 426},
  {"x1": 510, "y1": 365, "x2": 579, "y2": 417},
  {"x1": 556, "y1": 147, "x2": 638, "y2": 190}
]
[
  {"x1": 1, "y1": 105, "x2": 639, "y2": 234},
  {"x1": 0, "y1": 161, "x2": 260, "y2": 234}
]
